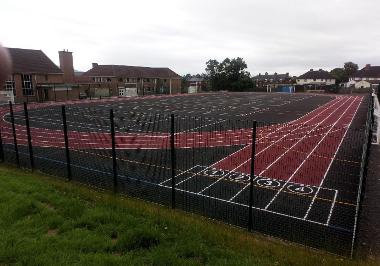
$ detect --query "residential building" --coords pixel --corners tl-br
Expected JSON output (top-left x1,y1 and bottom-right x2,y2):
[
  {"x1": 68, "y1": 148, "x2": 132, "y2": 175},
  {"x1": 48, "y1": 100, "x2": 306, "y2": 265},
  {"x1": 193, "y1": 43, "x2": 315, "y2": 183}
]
[
  {"x1": 2, "y1": 47, "x2": 182, "y2": 102},
  {"x1": 253, "y1": 72, "x2": 293, "y2": 86},
  {"x1": 346, "y1": 64, "x2": 380, "y2": 89},
  {"x1": 186, "y1": 76, "x2": 206, "y2": 93},
  {"x1": 296, "y1": 69, "x2": 335, "y2": 90},
  {"x1": 81, "y1": 64, "x2": 181, "y2": 97},
  {"x1": 252, "y1": 72, "x2": 295, "y2": 92},
  {"x1": 3, "y1": 48, "x2": 79, "y2": 103}
]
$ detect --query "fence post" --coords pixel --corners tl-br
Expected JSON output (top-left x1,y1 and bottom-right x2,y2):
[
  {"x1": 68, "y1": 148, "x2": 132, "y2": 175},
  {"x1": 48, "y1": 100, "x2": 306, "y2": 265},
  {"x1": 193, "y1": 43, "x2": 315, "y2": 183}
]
[
  {"x1": 248, "y1": 120, "x2": 257, "y2": 231},
  {"x1": 23, "y1": 102, "x2": 34, "y2": 170},
  {"x1": 110, "y1": 109, "x2": 118, "y2": 193},
  {"x1": 170, "y1": 114, "x2": 176, "y2": 209},
  {"x1": 53, "y1": 83, "x2": 57, "y2": 102},
  {"x1": 9, "y1": 101, "x2": 20, "y2": 167},
  {"x1": 61, "y1": 105, "x2": 72, "y2": 180},
  {"x1": 0, "y1": 127, "x2": 4, "y2": 163}
]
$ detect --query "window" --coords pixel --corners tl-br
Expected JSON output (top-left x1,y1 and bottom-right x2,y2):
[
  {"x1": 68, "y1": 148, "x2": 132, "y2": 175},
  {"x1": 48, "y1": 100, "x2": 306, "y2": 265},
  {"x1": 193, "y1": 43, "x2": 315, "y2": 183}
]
[
  {"x1": 146, "y1": 78, "x2": 150, "y2": 82},
  {"x1": 313, "y1": 78, "x2": 316, "y2": 81},
  {"x1": 45, "y1": 75, "x2": 49, "y2": 81},
  {"x1": 118, "y1": 78, "x2": 123, "y2": 82},
  {"x1": 126, "y1": 78, "x2": 130, "y2": 82},
  {"x1": 22, "y1": 74, "x2": 34, "y2": 96},
  {"x1": 107, "y1": 78, "x2": 112, "y2": 82},
  {"x1": 94, "y1": 77, "x2": 102, "y2": 82},
  {"x1": 4, "y1": 75, "x2": 16, "y2": 96}
]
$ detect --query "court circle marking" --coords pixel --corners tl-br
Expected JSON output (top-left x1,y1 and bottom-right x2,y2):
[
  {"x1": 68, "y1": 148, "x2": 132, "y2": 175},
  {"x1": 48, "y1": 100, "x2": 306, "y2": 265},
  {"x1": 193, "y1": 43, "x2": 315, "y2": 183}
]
[
  {"x1": 287, "y1": 184, "x2": 314, "y2": 195},
  {"x1": 256, "y1": 178, "x2": 281, "y2": 188}
]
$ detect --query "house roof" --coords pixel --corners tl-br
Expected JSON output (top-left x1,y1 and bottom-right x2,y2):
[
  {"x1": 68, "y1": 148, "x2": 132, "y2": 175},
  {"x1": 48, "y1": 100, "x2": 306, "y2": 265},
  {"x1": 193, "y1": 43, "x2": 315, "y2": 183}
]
[
  {"x1": 298, "y1": 69, "x2": 334, "y2": 79},
  {"x1": 83, "y1": 65, "x2": 181, "y2": 78},
  {"x1": 353, "y1": 65, "x2": 380, "y2": 78},
  {"x1": 253, "y1": 73, "x2": 290, "y2": 81},
  {"x1": 6, "y1": 47, "x2": 62, "y2": 74}
]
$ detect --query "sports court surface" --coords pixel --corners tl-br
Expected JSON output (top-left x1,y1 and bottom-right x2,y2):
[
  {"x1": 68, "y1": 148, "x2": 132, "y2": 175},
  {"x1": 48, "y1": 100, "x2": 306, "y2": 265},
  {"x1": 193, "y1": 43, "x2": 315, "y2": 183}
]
[{"x1": 0, "y1": 92, "x2": 369, "y2": 255}]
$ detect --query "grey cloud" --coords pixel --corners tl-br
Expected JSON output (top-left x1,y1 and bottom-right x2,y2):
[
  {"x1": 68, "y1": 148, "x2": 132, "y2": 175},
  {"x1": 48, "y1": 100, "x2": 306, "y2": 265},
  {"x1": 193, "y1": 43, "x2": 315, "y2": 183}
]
[{"x1": 1, "y1": 0, "x2": 380, "y2": 76}]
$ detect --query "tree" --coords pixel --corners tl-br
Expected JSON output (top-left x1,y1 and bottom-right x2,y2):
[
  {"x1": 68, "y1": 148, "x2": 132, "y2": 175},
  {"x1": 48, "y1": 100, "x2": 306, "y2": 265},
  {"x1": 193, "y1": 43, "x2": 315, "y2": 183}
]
[
  {"x1": 205, "y1": 59, "x2": 220, "y2": 91},
  {"x1": 344, "y1": 62, "x2": 358, "y2": 77},
  {"x1": 330, "y1": 68, "x2": 348, "y2": 84},
  {"x1": 205, "y1": 57, "x2": 252, "y2": 91}
]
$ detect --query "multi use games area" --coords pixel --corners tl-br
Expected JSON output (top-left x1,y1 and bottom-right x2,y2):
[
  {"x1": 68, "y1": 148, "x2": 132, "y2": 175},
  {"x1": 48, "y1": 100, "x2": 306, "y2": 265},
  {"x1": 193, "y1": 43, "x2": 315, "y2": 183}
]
[{"x1": 0, "y1": 92, "x2": 372, "y2": 257}]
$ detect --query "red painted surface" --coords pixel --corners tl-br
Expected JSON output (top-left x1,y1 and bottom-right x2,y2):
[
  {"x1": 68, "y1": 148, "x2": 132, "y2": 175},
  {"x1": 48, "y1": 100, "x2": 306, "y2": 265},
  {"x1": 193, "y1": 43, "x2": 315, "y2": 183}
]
[{"x1": 0, "y1": 95, "x2": 363, "y2": 186}]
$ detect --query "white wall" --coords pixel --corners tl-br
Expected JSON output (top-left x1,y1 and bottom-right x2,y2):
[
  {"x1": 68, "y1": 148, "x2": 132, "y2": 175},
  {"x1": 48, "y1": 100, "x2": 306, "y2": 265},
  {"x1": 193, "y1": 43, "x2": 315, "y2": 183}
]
[
  {"x1": 354, "y1": 80, "x2": 372, "y2": 89},
  {"x1": 350, "y1": 77, "x2": 380, "y2": 81},
  {"x1": 296, "y1": 78, "x2": 335, "y2": 85}
]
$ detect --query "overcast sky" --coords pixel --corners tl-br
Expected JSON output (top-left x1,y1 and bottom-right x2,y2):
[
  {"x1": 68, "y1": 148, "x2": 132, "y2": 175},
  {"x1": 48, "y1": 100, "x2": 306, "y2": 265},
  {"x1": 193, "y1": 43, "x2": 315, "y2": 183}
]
[{"x1": 1, "y1": 0, "x2": 380, "y2": 76}]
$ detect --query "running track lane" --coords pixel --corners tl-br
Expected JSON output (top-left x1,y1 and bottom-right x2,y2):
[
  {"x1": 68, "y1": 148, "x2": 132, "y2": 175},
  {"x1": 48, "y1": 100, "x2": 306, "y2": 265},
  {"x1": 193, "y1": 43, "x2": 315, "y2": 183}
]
[
  {"x1": 0, "y1": 96, "x2": 342, "y2": 150},
  {"x1": 0, "y1": 95, "x2": 362, "y2": 188},
  {"x1": 215, "y1": 96, "x2": 361, "y2": 187},
  {"x1": 211, "y1": 96, "x2": 348, "y2": 173},
  {"x1": 0, "y1": 96, "x2": 345, "y2": 150}
]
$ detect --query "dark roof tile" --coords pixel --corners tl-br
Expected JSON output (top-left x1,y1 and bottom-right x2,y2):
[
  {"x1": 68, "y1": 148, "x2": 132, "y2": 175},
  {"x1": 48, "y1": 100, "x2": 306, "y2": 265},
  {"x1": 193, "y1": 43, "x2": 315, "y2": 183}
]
[
  {"x1": 83, "y1": 65, "x2": 180, "y2": 78},
  {"x1": 298, "y1": 69, "x2": 334, "y2": 79},
  {"x1": 353, "y1": 65, "x2": 380, "y2": 78},
  {"x1": 6, "y1": 47, "x2": 62, "y2": 74},
  {"x1": 253, "y1": 72, "x2": 291, "y2": 81}
]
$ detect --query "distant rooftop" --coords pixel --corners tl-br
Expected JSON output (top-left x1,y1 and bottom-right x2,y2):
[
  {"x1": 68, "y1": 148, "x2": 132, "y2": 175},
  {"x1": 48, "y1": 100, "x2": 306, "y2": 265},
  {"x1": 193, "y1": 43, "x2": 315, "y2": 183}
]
[
  {"x1": 353, "y1": 64, "x2": 380, "y2": 78},
  {"x1": 83, "y1": 64, "x2": 180, "y2": 78},
  {"x1": 298, "y1": 69, "x2": 334, "y2": 79},
  {"x1": 253, "y1": 72, "x2": 290, "y2": 81}
]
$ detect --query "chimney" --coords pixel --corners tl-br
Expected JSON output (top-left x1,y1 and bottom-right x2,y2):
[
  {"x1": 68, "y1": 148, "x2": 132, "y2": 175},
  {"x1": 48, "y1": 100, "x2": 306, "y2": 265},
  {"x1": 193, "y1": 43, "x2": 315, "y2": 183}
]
[
  {"x1": 319, "y1": 69, "x2": 323, "y2": 71},
  {"x1": 59, "y1": 50, "x2": 75, "y2": 83},
  {"x1": 310, "y1": 69, "x2": 313, "y2": 71},
  {"x1": 92, "y1": 63, "x2": 98, "y2": 68}
]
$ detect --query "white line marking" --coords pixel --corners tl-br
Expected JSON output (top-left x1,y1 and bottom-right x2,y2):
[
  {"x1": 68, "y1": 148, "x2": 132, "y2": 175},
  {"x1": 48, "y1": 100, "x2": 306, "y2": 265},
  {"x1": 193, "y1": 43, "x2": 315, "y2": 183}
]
[
  {"x1": 264, "y1": 96, "x2": 355, "y2": 210},
  {"x1": 157, "y1": 182, "x2": 330, "y2": 227},
  {"x1": 209, "y1": 97, "x2": 343, "y2": 171},
  {"x1": 158, "y1": 165, "x2": 200, "y2": 185},
  {"x1": 194, "y1": 99, "x2": 345, "y2": 195},
  {"x1": 303, "y1": 96, "x2": 363, "y2": 220},
  {"x1": 326, "y1": 190, "x2": 338, "y2": 225},
  {"x1": 175, "y1": 166, "x2": 213, "y2": 186}
]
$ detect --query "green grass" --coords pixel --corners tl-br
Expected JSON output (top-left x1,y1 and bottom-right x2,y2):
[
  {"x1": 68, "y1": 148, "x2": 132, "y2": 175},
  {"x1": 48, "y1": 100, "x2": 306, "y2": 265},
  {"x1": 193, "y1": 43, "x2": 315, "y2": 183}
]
[{"x1": 0, "y1": 164, "x2": 377, "y2": 266}]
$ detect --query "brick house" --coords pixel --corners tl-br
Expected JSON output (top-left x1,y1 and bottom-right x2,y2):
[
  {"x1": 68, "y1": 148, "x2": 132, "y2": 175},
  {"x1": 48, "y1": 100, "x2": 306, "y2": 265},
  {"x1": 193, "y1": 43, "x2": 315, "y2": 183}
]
[
  {"x1": 80, "y1": 64, "x2": 182, "y2": 97},
  {"x1": 2, "y1": 47, "x2": 182, "y2": 102},
  {"x1": 3, "y1": 48, "x2": 81, "y2": 103}
]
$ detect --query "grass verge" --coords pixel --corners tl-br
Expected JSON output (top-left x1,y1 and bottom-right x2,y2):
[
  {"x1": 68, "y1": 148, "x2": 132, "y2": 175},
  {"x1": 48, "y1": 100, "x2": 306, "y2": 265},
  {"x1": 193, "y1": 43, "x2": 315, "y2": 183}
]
[{"x1": 0, "y1": 164, "x2": 377, "y2": 265}]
